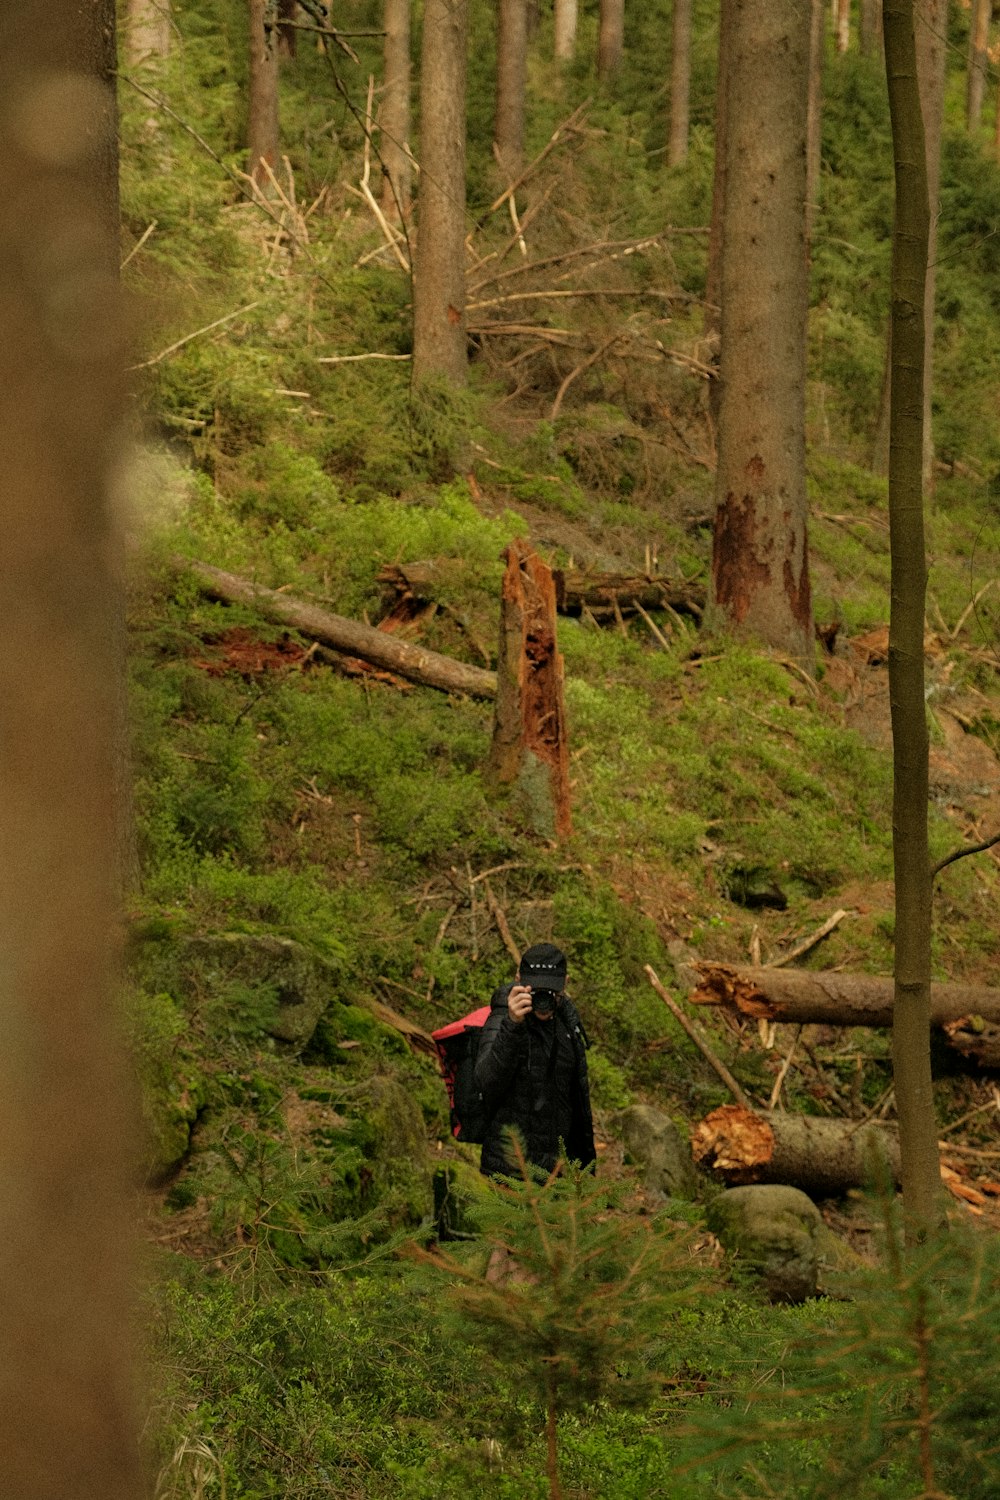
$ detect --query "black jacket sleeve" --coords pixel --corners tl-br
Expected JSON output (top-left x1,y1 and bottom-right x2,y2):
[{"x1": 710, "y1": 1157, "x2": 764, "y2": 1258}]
[{"x1": 473, "y1": 985, "x2": 528, "y2": 1113}]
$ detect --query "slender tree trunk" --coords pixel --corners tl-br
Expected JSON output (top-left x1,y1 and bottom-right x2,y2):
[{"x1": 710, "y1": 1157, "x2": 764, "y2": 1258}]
[
  {"x1": 495, "y1": 0, "x2": 528, "y2": 179},
  {"x1": 995, "y1": 68, "x2": 1000, "y2": 159},
  {"x1": 914, "y1": 0, "x2": 948, "y2": 490},
  {"x1": 277, "y1": 0, "x2": 297, "y2": 58},
  {"x1": 248, "y1": 0, "x2": 280, "y2": 185},
  {"x1": 412, "y1": 0, "x2": 468, "y2": 386},
  {"x1": 967, "y1": 0, "x2": 990, "y2": 130},
  {"x1": 836, "y1": 0, "x2": 851, "y2": 51},
  {"x1": 884, "y1": 0, "x2": 941, "y2": 1239},
  {"x1": 806, "y1": 0, "x2": 825, "y2": 247},
  {"x1": 0, "y1": 2, "x2": 139, "y2": 1494},
  {"x1": 708, "y1": 0, "x2": 814, "y2": 666},
  {"x1": 668, "y1": 0, "x2": 692, "y2": 166},
  {"x1": 380, "y1": 0, "x2": 412, "y2": 220},
  {"x1": 123, "y1": 0, "x2": 170, "y2": 65},
  {"x1": 554, "y1": 0, "x2": 577, "y2": 61},
  {"x1": 597, "y1": 0, "x2": 624, "y2": 80}
]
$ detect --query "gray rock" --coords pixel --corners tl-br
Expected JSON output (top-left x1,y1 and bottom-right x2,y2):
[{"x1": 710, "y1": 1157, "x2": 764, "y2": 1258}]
[
  {"x1": 185, "y1": 932, "x2": 336, "y2": 1049},
  {"x1": 615, "y1": 1104, "x2": 697, "y2": 1199},
  {"x1": 707, "y1": 1184, "x2": 823, "y2": 1302}
]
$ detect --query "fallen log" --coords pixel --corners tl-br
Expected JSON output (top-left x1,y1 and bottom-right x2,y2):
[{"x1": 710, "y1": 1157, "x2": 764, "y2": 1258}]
[
  {"x1": 552, "y1": 568, "x2": 704, "y2": 622},
  {"x1": 175, "y1": 558, "x2": 498, "y2": 700},
  {"x1": 690, "y1": 962, "x2": 1000, "y2": 1068},
  {"x1": 376, "y1": 560, "x2": 705, "y2": 624},
  {"x1": 692, "y1": 1103, "x2": 901, "y2": 1195}
]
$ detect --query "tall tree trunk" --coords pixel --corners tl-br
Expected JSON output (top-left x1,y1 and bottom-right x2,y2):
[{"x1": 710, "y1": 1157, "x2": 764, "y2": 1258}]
[
  {"x1": 277, "y1": 0, "x2": 298, "y2": 59},
  {"x1": 380, "y1": 0, "x2": 412, "y2": 220},
  {"x1": 123, "y1": 0, "x2": 170, "y2": 65},
  {"x1": 884, "y1": 0, "x2": 941, "y2": 1239},
  {"x1": 597, "y1": 0, "x2": 624, "y2": 80},
  {"x1": 836, "y1": 0, "x2": 851, "y2": 51},
  {"x1": 668, "y1": 0, "x2": 692, "y2": 167},
  {"x1": 495, "y1": 0, "x2": 528, "y2": 179},
  {"x1": 0, "y1": 1, "x2": 139, "y2": 1494},
  {"x1": 708, "y1": 0, "x2": 814, "y2": 667},
  {"x1": 966, "y1": 0, "x2": 990, "y2": 130},
  {"x1": 554, "y1": 0, "x2": 577, "y2": 61},
  {"x1": 412, "y1": 0, "x2": 468, "y2": 386},
  {"x1": 806, "y1": 0, "x2": 825, "y2": 247},
  {"x1": 704, "y1": 0, "x2": 733, "y2": 424},
  {"x1": 248, "y1": 0, "x2": 280, "y2": 185}
]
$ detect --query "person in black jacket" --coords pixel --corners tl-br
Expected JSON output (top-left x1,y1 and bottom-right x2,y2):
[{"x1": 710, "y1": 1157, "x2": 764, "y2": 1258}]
[{"x1": 474, "y1": 942, "x2": 597, "y2": 1179}]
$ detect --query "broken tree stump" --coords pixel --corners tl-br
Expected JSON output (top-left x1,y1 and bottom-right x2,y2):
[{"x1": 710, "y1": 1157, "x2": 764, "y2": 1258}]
[
  {"x1": 488, "y1": 539, "x2": 572, "y2": 840},
  {"x1": 174, "y1": 557, "x2": 498, "y2": 699},
  {"x1": 689, "y1": 962, "x2": 1000, "y2": 1069},
  {"x1": 692, "y1": 1104, "x2": 901, "y2": 1195}
]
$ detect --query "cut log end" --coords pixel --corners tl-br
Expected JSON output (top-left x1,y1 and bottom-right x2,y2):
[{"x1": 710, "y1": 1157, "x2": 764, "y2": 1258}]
[{"x1": 692, "y1": 1104, "x2": 776, "y2": 1182}]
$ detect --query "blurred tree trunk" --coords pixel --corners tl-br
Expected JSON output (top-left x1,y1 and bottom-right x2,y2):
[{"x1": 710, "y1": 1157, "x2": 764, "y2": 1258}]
[
  {"x1": 123, "y1": 0, "x2": 170, "y2": 66},
  {"x1": 0, "y1": 0, "x2": 140, "y2": 1494},
  {"x1": 495, "y1": 0, "x2": 528, "y2": 178},
  {"x1": 967, "y1": 0, "x2": 990, "y2": 130},
  {"x1": 380, "y1": 0, "x2": 412, "y2": 220},
  {"x1": 412, "y1": 0, "x2": 468, "y2": 385},
  {"x1": 668, "y1": 0, "x2": 692, "y2": 166},
  {"x1": 860, "y1": 0, "x2": 882, "y2": 53},
  {"x1": 883, "y1": 0, "x2": 942, "y2": 1240},
  {"x1": 248, "y1": 0, "x2": 280, "y2": 185},
  {"x1": 598, "y1": 0, "x2": 624, "y2": 80},
  {"x1": 554, "y1": 0, "x2": 577, "y2": 61},
  {"x1": 277, "y1": 0, "x2": 297, "y2": 59},
  {"x1": 806, "y1": 0, "x2": 824, "y2": 246},
  {"x1": 872, "y1": 0, "x2": 948, "y2": 481},
  {"x1": 708, "y1": 0, "x2": 814, "y2": 667},
  {"x1": 836, "y1": 0, "x2": 850, "y2": 51}
]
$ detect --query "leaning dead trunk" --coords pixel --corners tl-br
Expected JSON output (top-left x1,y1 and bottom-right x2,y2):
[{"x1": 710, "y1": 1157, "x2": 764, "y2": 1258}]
[
  {"x1": 693, "y1": 1105, "x2": 901, "y2": 1195},
  {"x1": 488, "y1": 541, "x2": 572, "y2": 840}
]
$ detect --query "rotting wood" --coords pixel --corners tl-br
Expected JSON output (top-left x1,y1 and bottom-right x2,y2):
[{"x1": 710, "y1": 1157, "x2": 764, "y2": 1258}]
[
  {"x1": 689, "y1": 962, "x2": 1000, "y2": 1068},
  {"x1": 487, "y1": 540, "x2": 572, "y2": 840},
  {"x1": 175, "y1": 557, "x2": 497, "y2": 699},
  {"x1": 692, "y1": 1103, "x2": 901, "y2": 1195}
]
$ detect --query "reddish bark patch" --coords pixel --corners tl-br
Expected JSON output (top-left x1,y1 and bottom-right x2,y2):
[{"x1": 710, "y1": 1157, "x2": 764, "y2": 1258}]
[
  {"x1": 783, "y1": 543, "x2": 812, "y2": 632},
  {"x1": 192, "y1": 627, "x2": 309, "y2": 677},
  {"x1": 712, "y1": 493, "x2": 771, "y2": 624}
]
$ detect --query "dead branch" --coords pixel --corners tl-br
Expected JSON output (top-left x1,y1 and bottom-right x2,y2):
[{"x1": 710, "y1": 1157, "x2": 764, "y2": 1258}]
[
  {"x1": 481, "y1": 878, "x2": 521, "y2": 966},
  {"x1": 480, "y1": 101, "x2": 591, "y2": 218},
  {"x1": 645, "y1": 965, "x2": 752, "y2": 1110},
  {"x1": 550, "y1": 334, "x2": 621, "y2": 421}
]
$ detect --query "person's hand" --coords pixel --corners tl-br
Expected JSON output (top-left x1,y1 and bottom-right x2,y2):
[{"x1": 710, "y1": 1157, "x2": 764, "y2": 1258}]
[{"x1": 507, "y1": 984, "x2": 533, "y2": 1024}]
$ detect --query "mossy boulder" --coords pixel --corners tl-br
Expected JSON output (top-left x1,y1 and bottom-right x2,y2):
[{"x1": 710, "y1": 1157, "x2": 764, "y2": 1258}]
[
  {"x1": 614, "y1": 1103, "x2": 697, "y2": 1200},
  {"x1": 707, "y1": 1184, "x2": 824, "y2": 1303},
  {"x1": 129, "y1": 990, "x2": 206, "y2": 1181},
  {"x1": 184, "y1": 932, "x2": 337, "y2": 1049}
]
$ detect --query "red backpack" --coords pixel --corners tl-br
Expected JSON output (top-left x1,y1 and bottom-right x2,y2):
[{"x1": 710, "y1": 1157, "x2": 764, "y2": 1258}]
[{"x1": 432, "y1": 1005, "x2": 493, "y2": 1144}]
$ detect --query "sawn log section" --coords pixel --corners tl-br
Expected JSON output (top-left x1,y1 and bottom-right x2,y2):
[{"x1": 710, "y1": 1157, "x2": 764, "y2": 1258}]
[
  {"x1": 690, "y1": 962, "x2": 1000, "y2": 1068},
  {"x1": 692, "y1": 1104, "x2": 901, "y2": 1195},
  {"x1": 177, "y1": 558, "x2": 498, "y2": 699}
]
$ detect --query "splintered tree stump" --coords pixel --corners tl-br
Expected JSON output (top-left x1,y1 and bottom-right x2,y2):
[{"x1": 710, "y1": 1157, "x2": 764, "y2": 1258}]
[
  {"x1": 488, "y1": 540, "x2": 572, "y2": 839},
  {"x1": 692, "y1": 1104, "x2": 901, "y2": 1195},
  {"x1": 689, "y1": 963, "x2": 1000, "y2": 1069}
]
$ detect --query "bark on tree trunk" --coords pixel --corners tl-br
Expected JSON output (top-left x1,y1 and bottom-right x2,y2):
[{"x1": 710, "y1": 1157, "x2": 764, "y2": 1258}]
[
  {"x1": 668, "y1": 0, "x2": 692, "y2": 167},
  {"x1": 884, "y1": 0, "x2": 941, "y2": 1237},
  {"x1": 380, "y1": 0, "x2": 412, "y2": 220},
  {"x1": 554, "y1": 0, "x2": 577, "y2": 61},
  {"x1": 597, "y1": 0, "x2": 625, "y2": 80},
  {"x1": 488, "y1": 541, "x2": 572, "y2": 840},
  {"x1": 277, "y1": 0, "x2": 297, "y2": 58},
  {"x1": 966, "y1": 0, "x2": 990, "y2": 130},
  {"x1": 123, "y1": 0, "x2": 170, "y2": 65},
  {"x1": 704, "y1": 0, "x2": 733, "y2": 425},
  {"x1": 412, "y1": 0, "x2": 468, "y2": 386},
  {"x1": 708, "y1": 0, "x2": 814, "y2": 667},
  {"x1": 178, "y1": 558, "x2": 499, "y2": 698},
  {"x1": 806, "y1": 0, "x2": 824, "y2": 247},
  {"x1": 914, "y1": 0, "x2": 948, "y2": 489},
  {"x1": 248, "y1": 0, "x2": 280, "y2": 185},
  {"x1": 860, "y1": 0, "x2": 882, "y2": 54},
  {"x1": 495, "y1": 0, "x2": 528, "y2": 180},
  {"x1": 0, "y1": 2, "x2": 139, "y2": 1493},
  {"x1": 693, "y1": 1105, "x2": 901, "y2": 1194}
]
